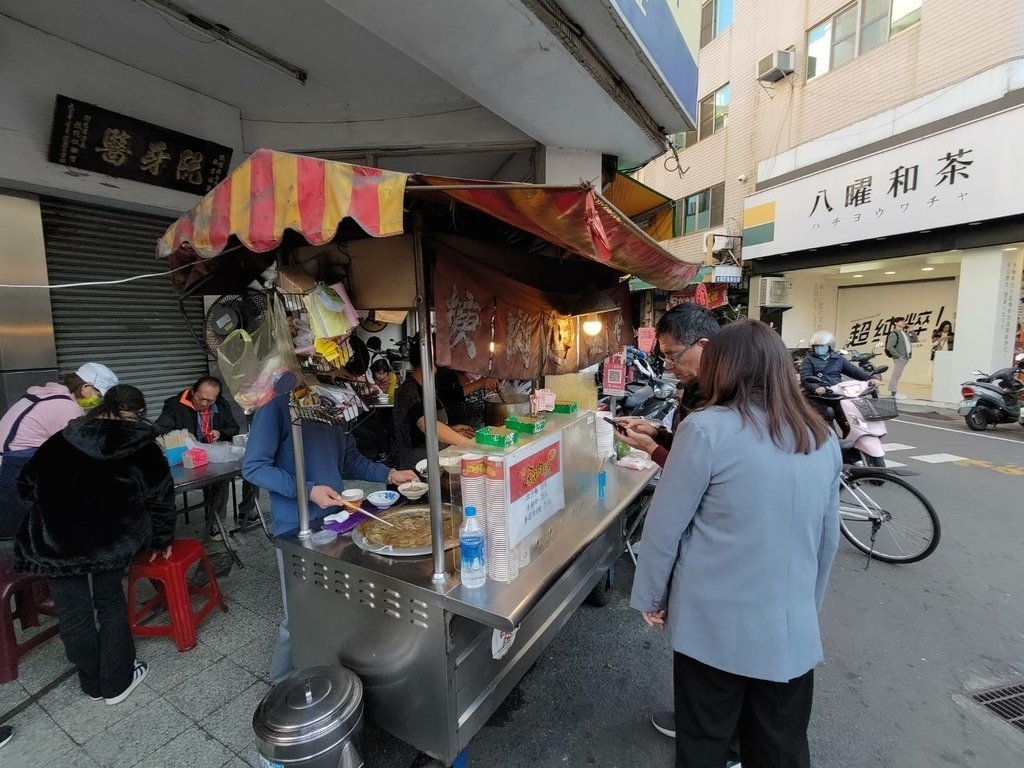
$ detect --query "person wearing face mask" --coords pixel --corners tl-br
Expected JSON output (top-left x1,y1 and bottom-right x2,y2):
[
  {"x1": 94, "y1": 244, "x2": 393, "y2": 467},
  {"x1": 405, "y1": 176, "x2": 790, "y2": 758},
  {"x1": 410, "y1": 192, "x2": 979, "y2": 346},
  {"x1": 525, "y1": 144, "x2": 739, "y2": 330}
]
[
  {"x1": 0, "y1": 362, "x2": 118, "y2": 538},
  {"x1": 800, "y1": 331, "x2": 879, "y2": 395}
]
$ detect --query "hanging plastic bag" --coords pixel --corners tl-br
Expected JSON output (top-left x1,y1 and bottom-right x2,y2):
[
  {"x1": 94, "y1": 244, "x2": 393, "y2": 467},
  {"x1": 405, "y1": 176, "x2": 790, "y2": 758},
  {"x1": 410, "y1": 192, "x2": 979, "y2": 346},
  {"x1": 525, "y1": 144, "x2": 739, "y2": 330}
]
[{"x1": 218, "y1": 293, "x2": 302, "y2": 413}]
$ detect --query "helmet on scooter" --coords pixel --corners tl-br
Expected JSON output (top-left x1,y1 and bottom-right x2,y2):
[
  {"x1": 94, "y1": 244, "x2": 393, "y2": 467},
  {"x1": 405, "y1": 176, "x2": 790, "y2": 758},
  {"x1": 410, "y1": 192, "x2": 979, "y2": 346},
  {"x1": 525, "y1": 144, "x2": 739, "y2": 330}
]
[{"x1": 809, "y1": 330, "x2": 836, "y2": 357}]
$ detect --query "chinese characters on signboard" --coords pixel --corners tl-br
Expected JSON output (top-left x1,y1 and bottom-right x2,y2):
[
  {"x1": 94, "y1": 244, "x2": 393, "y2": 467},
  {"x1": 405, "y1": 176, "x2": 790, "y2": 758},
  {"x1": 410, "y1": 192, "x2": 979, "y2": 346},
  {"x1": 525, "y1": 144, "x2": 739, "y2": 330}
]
[
  {"x1": 507, "y1": 432, "x2": 565, "y2": 547},
  {"x1": 846, "y1": 307, "x2": 947, "y2": 349},
  {"x1": 741, "y1": 107, "x2": 1024, "y2": 260},
  {"x1": 809, "y1": 149, "x2": 974, "y2": 232},
  {"x1": 48, "y1": 95, "x2": 233, "y2": 194}
]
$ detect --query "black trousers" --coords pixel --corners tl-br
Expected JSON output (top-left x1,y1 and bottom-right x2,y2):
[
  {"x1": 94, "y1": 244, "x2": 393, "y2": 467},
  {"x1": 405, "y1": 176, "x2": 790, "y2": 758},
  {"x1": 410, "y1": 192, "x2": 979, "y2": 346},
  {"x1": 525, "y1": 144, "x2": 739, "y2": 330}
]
[
  {"x1": 48, "y1": 571, "x2": 136, "y2": 699},
  {"x1": 674, "y1": 653, "x2": 813, "y2": 768}
]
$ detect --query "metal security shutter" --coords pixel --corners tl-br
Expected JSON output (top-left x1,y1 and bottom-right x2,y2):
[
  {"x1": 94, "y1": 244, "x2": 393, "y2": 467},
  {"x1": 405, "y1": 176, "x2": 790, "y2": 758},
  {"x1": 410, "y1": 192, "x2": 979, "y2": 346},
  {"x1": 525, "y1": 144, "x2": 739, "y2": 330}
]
[{"x1": 41, "y1": 197, "x2": 208, "y2": 411}]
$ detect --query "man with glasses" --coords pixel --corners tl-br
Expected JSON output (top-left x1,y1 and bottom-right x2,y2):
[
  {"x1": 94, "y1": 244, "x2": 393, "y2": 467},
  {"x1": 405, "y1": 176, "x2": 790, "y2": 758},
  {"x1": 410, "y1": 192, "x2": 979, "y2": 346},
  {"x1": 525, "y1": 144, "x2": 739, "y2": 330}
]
[
  {"x1": 614, "y1": 304, "x2": 739, "y2": 767},
  {"x1": 155, "y1": 376, "x2": 252, "y2": 541},
  {"x1": 615, "y1": 304, "x2": 721, "y2": 468}
]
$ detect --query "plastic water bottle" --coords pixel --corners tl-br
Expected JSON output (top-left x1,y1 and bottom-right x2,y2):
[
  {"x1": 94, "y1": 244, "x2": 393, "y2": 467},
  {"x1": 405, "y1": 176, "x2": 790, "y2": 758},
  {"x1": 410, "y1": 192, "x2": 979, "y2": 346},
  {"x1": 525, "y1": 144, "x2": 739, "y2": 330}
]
[{"x1": 460, "y1": 506, "x2": 486, "y2": 588}]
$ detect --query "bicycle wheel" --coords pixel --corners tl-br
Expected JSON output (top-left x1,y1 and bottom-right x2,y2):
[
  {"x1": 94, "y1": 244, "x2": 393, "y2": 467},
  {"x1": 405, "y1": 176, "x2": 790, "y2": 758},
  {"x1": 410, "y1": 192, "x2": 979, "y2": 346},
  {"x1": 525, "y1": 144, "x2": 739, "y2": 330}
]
[{"x1": 839, "y1": 472, "x2": 940, "y2": 563}]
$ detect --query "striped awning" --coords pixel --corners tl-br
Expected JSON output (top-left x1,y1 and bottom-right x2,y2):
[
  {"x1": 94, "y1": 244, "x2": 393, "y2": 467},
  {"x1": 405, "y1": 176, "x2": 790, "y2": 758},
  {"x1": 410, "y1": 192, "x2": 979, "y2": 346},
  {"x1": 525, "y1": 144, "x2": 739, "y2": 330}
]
[
  {"x1": 158, "y1": 149, "x2": 697, "y2": 292},
  {"x1": 157, "y1": 149, "x2": 407, "y2": 263}
]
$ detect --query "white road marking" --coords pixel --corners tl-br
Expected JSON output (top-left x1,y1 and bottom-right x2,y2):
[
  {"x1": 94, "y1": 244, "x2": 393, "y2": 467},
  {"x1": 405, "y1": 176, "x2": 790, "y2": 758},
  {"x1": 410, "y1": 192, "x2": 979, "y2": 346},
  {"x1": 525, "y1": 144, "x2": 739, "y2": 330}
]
[
  {"x1": 911, "y1": 453, "x2": 969, "y2": 464},
  {"x1": 893, "y1": 418, "x2": 1024, "y2": 445},
  {"x1": 882, "y1": 443, "x2": 916, "y2": 452},
  {"x1": 883, "y1": 460, "x2": 907, "y2": 468}
]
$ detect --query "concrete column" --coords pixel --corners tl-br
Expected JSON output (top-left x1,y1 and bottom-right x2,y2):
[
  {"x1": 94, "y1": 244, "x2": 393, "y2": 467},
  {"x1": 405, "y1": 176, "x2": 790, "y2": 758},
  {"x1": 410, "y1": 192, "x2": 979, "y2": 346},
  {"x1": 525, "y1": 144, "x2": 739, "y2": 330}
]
[
  {"x1": 538, "y1": 147, "x2": 602, "y2": 185},
  {"x1": 0, "y1": 191, "x2": 57, "y2": 412},
  {"x1": 933, "y1": 245, "x2": 1023, "y2": 403}
]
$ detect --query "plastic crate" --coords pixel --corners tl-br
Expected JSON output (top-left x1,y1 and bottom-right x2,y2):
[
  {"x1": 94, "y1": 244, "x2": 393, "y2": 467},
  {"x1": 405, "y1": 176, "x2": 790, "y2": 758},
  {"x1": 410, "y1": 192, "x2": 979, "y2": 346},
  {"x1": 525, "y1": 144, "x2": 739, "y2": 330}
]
[{"x1": 852, "y1": 396, "x2": 899, "y2": 421}]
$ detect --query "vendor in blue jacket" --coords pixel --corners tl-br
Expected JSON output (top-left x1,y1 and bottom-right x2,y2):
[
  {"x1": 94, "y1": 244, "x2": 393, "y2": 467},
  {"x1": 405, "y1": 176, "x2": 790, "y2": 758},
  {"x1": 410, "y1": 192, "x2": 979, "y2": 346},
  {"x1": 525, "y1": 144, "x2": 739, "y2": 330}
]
[
  {"x1": 242, "y1": 379, "x2": 417, "y2": 682},
  {"x1": 800, "y1": 330, "x2": 880, "y2": 395}
]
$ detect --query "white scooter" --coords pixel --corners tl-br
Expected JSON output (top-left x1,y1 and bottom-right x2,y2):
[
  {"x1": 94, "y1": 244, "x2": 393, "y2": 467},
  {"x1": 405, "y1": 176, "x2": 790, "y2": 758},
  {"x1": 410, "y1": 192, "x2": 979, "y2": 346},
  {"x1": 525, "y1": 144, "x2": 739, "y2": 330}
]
[{"x1": 808, "y1": 378, "x2": 894, "y2": 468}]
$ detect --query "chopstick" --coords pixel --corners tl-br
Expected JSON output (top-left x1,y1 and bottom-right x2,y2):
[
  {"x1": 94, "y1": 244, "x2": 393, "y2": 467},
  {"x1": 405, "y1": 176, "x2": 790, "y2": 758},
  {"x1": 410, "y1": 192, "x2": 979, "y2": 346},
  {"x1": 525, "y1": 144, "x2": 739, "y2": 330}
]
[{"x1": 337, "y1": 497, "x2": 396, "y2": 527}]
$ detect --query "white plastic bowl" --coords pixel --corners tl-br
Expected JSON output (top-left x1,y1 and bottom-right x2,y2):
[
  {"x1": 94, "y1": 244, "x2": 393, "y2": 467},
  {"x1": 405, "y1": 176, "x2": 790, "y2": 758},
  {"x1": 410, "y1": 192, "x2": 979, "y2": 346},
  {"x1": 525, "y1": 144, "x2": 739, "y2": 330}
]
[
  {"x1": 367, "y1": 490, "x2": 400, "y2": 509},
  {"x1": 397, "y1": 482, "x2": 428, "y2": 501},
  {"x1": 341, "y1": 489, "x2": 364, "y2": 504}
]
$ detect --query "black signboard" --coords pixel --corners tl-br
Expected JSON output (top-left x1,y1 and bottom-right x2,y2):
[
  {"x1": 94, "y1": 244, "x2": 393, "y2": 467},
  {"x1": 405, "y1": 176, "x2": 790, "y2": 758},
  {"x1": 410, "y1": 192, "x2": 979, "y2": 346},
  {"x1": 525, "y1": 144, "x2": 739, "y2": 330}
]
[{"x1": 48, "y1": 94, "x2": 233, "y2": 194}]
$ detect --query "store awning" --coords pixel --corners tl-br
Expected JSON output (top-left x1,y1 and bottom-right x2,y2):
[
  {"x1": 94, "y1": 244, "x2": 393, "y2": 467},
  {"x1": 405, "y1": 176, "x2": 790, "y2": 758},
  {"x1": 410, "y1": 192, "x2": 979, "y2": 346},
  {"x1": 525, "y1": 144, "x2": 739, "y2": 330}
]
[
  {"x1": 156, "y1": 149, "x2": 408, "y2": 263},
  {"x1": 412, "y1": 176, "x2": 696, "y2": 290},
  {"x1": 157, "y1": 150, "x2": 697, "y2": 291},
  {"x1": 603, "y1": 172, "x2": 676, "y2": 241}
]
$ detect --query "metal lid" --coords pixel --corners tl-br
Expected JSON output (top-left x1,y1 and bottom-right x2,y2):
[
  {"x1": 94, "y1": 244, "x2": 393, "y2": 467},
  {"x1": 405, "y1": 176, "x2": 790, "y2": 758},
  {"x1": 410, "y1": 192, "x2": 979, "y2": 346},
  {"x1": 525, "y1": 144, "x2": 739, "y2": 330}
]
[{"x1": 254, "y1": 665, "x2": 362, "y2": 746}]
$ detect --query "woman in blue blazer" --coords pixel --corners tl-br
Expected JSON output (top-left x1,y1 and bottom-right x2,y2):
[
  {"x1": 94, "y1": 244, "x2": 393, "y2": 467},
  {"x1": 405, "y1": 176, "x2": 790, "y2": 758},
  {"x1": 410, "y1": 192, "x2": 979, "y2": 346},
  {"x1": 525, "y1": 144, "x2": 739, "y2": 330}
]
[{"x1": 631, "y1": 319, "x2": 841, "y2": 768}]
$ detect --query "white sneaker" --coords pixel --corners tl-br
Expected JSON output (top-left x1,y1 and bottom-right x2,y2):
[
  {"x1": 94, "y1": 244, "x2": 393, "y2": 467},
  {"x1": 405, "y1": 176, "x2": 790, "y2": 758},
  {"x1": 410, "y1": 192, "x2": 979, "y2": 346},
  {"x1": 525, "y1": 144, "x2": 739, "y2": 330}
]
[
  {"x1": 894, "y1": 394, "x2": 909, "y2": 400},
  {"x1": 105, "y1": 660, "x2": 148, "y2": 705}
]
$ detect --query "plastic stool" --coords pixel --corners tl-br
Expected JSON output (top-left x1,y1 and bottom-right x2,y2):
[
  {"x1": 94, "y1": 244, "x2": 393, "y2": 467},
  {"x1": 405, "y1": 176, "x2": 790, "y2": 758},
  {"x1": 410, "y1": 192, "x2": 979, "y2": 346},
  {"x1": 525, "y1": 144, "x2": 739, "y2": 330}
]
[
  {"x1": 1, "y1": 558, "x2": 59, "y2": 683},
  {"x1": 127, "y1": 540, "x2": 227, "y2": 652}
]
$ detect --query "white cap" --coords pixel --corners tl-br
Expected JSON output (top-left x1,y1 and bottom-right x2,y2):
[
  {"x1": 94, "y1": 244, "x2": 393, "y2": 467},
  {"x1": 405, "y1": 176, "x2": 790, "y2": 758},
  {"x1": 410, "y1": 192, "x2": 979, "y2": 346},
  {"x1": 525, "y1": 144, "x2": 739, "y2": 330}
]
[{"x1": 76, "y1": 362, "x2": 119, "y2": 396}]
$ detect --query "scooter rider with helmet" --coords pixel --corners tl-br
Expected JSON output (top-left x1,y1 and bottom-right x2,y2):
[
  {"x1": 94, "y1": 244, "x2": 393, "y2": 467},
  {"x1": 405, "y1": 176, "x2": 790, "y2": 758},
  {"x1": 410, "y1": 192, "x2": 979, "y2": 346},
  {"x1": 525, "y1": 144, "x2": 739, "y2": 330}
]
[
  {"x1": 801, "y1": 331, "x2": 881, "y2": 435},
  {"x1": 800, "y1": 330, "x2": 881, "y2": 393}
]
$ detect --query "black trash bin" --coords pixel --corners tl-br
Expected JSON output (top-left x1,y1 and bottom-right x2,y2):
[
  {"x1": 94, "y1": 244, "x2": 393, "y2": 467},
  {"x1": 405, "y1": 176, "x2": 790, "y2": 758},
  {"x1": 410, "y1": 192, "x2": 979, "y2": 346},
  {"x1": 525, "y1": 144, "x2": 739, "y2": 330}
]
[{"x1": 254, "y1": 665, "x2": 364, "y2": 768}]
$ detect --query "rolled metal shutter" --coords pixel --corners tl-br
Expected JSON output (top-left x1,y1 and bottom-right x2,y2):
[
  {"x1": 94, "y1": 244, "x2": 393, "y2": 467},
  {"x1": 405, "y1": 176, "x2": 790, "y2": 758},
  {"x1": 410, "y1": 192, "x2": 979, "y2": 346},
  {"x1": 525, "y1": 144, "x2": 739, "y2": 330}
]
[{"x1": 41, "y1": 197, "x2": 208, "y2": 411}]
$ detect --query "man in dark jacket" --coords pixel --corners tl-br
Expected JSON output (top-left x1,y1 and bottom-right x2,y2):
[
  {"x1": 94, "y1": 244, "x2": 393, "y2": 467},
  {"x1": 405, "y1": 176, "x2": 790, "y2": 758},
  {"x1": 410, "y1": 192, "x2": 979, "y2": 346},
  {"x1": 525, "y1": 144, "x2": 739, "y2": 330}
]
[
  {"x1": 155, "y1": 376, "x2": 246, "y2": 540},
  {"x1": 800, "y1": 330, "x2": 880, "y2": 393}
]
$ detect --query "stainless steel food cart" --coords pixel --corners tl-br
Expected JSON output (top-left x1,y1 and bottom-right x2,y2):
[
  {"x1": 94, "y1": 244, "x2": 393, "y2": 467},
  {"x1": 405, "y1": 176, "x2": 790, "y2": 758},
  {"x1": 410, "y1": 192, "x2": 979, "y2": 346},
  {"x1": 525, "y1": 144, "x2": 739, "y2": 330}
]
[
  {"x1": 156, "y1": 149, "x2": 693, "y2": 766},
  {"x1": 280, "y1": 413, "x2": 656, "y2": 765}
]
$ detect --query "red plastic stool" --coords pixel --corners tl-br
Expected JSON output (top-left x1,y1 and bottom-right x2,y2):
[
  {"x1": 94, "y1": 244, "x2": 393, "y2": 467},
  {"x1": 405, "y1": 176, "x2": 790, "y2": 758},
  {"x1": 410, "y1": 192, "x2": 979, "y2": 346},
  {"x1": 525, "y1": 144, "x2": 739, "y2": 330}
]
[
  {"x1": 1, "y1": 558, "x2": 59, "y2": 683},
  {"x1": 127, "y1": 540, "x2": 227, "y2": 652}
]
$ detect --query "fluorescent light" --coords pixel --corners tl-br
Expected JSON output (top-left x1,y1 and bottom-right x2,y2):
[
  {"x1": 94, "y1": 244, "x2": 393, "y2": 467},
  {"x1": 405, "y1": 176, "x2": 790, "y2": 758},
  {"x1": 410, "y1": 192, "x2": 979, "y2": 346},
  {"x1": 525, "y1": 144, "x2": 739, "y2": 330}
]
[
  {"x1": 884, "y1": 271, "x2": 896, "y2": 275},
  {"x1": 921, "y1": 267, "x2": 935, "y2": 271},
  {"x1": 136, "y1": 0, "x2": 308, "y2": 84},
  {"x1": 852, "y1": 274, "x2": 863, "y2": 278}
]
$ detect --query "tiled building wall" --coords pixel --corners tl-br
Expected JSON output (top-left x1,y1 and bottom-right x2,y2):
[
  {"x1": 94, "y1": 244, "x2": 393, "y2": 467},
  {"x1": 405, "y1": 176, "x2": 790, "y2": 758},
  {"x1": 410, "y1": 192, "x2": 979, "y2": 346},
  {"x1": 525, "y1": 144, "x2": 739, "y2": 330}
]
[{"x1": 640, "y1": 0, "x2": 1024, "y2": 265}]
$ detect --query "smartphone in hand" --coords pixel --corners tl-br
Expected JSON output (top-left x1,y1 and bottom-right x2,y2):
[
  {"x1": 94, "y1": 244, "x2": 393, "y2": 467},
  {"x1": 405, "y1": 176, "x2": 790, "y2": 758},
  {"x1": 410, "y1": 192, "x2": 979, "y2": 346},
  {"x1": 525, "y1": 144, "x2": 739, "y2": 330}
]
[{"x1": 603, "y1": 417, "x2": 628, "y2": 436}]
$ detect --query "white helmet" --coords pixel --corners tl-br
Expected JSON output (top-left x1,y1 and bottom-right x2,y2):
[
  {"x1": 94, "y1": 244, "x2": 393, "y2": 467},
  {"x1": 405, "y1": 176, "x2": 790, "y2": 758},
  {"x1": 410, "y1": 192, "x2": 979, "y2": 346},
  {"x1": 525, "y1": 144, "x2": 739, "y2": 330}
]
[{"x1": 809, "y1": 330, "x2": 835, "y2": 349}]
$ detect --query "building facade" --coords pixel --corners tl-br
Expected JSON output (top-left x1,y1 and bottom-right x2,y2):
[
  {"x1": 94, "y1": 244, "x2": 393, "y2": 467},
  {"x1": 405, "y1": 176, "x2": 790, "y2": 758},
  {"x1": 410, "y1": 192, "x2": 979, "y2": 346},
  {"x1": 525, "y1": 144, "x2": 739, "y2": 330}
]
[{"x1": 638, "y1": 0, "x2": 1024, "y2": 403}]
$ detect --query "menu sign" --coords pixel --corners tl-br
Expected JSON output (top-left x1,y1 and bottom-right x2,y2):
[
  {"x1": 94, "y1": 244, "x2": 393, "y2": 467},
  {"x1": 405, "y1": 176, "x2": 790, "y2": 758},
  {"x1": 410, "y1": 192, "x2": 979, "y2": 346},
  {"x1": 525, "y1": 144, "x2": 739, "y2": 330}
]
[
  {"x1": 507, "y1": 432, "x2": 564, "y2": 547},
  {"x1": 48, "y1": 95, "x2": 233, "y2": 194}
]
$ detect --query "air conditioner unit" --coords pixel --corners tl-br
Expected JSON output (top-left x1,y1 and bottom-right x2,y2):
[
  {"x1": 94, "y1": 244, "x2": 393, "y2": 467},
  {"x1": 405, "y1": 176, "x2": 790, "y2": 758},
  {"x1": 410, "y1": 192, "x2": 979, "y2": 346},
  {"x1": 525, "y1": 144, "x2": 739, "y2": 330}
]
[
  {"x1": 756, "y1": 50, "x2": 795, "y2": 82},
  {"x1": 756, "y1": 276, "x2": 793, "y2": 308}
]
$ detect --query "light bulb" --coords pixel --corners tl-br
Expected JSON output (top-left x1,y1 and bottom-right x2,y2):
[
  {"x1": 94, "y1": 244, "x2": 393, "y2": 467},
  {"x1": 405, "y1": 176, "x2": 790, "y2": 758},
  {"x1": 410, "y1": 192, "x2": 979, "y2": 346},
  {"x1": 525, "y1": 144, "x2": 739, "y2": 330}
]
[
  {"x1": 489, "y1": 340, "x2": 495, "y2": 353},
  {"x1": 582, "y1": 319, "x2": 603, "y2": 336}
]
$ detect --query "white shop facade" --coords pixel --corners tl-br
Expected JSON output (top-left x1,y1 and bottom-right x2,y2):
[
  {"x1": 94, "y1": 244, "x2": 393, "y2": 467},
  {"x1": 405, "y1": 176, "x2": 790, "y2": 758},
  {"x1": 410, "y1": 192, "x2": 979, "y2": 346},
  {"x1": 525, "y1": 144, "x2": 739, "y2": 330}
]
[{"x1": 742, "y1": 104, "x2": 1024, "y2": 404}]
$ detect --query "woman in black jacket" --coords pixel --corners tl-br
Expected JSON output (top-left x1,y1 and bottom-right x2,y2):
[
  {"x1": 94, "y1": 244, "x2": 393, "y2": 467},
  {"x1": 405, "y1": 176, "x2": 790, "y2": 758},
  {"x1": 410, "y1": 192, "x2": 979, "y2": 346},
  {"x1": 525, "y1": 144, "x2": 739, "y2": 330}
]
[{"x1": 15, "y1": 385, "x2": 176, "y2": 706}]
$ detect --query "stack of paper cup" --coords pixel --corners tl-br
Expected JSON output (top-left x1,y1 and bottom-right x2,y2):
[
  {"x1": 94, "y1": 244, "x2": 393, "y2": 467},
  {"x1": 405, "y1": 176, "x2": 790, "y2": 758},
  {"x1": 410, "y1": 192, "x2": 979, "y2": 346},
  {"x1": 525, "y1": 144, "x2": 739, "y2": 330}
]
[
  {"x1": 461, "y1": 453, "x2": 487, "y2": 515},
  {"x1": 595, "y1": 416, "x2": 615, "y2": 459},
  {"x1": 486, "y1": 456, "x2": 518, "y2": 582}
]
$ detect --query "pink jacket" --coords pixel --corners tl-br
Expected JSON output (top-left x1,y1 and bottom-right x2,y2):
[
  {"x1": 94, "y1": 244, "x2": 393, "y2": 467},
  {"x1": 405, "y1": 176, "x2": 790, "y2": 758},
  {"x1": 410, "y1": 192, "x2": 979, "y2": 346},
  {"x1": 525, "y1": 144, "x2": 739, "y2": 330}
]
[{"x1": 0, "y1": 383, "x2": 84, "y2": 453}]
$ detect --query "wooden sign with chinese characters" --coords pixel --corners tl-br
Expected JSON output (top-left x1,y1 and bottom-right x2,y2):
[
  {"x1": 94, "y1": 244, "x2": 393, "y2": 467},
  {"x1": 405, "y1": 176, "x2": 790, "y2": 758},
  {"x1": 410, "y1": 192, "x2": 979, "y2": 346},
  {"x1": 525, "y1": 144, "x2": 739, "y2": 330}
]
[{"x1": 48, "y1": 95, "x2": 232, "y2": 194}]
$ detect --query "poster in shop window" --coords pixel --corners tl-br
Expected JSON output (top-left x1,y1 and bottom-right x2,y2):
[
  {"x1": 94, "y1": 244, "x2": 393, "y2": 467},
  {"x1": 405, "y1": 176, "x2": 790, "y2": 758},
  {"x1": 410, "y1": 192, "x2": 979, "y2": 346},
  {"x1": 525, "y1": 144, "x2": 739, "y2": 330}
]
[{"x1": 836, "y1": 279, "x2": 958, "y2": 391}]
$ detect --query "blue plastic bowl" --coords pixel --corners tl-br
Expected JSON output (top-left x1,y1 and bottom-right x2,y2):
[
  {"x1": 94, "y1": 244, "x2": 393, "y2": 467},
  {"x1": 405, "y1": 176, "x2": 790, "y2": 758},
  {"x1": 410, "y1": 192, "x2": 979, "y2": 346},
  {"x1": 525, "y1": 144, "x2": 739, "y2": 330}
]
[{"x1": 163, "y1": 446, "x2": 187, "y2": 466}]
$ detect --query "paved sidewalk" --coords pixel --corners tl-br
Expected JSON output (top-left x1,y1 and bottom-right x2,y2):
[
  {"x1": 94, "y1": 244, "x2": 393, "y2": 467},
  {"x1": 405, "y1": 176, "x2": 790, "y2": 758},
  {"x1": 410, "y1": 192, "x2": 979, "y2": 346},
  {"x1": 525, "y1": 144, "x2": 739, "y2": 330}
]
[{"x1": 0, "y1": 517, "x2": 282, "y2": 768}]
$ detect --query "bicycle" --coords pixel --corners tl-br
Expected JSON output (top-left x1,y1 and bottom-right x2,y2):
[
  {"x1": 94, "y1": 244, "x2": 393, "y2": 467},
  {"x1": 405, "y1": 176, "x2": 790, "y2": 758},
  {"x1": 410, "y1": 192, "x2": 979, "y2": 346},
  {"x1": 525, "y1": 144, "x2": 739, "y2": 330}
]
[{"x1": 839, "y1": 466, "x2": 940, "y2": 564}]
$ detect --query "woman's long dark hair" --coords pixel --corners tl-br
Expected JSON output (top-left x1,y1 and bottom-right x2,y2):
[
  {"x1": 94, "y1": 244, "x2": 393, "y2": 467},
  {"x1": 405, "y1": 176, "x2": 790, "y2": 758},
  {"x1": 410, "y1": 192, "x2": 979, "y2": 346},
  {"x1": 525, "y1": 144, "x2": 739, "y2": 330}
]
[
  {"x1": 80, "y1": 384, "x2": 148, "y2": 425},
  {"x1": 699, "y1": 320, "x2": 831, "y2": 455}
]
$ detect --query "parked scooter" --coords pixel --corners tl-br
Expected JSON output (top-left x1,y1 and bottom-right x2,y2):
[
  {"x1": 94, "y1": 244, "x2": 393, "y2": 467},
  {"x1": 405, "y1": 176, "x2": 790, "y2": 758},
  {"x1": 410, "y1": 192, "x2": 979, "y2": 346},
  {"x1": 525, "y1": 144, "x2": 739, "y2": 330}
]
[
  {"x1": 805, "y1": 376, "x2": 894, "y2": 467},
  {"x1": 958, "y1": 353, "x2": 1024, "y2": 431}
]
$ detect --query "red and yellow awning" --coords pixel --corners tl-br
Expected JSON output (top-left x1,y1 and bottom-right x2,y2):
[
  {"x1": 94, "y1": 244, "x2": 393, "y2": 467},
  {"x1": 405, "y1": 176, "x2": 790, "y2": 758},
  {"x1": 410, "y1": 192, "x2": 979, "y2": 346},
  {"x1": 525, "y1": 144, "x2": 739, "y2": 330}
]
[
  {"x1": 157, "y1": 148, "x2": 407, "y2": 262},
  {"x1": 158, "y1": 149, "x2": 697, "y2": 291}
]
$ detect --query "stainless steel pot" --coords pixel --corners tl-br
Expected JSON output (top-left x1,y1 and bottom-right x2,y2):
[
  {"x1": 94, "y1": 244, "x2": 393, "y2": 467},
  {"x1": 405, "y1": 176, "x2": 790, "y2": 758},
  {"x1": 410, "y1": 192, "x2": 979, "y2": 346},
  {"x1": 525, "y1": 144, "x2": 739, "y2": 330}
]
[
  {"x1": 254, "y1": 665, "x2": 364, "y2": 767},
  {"x1": 483, "y1": 392, "x2": 531, "y2": 426}
]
